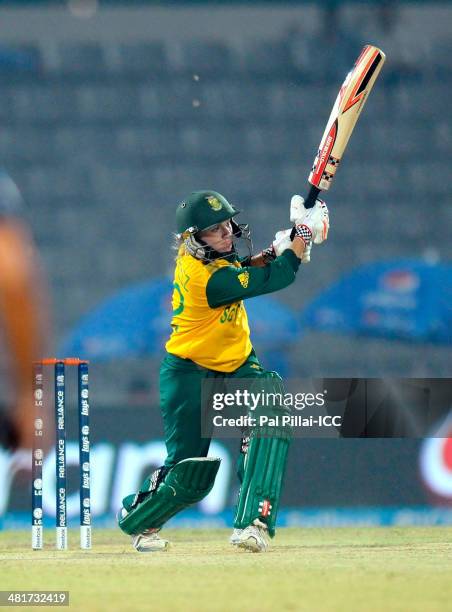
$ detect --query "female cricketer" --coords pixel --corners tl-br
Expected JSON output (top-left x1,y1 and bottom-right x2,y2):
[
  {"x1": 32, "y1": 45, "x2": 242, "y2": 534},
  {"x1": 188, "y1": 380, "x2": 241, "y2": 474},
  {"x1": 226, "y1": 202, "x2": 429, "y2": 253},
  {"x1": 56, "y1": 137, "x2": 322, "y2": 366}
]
[{"x1": 119, "y1": 190, "x2": 329, "y2": 552}]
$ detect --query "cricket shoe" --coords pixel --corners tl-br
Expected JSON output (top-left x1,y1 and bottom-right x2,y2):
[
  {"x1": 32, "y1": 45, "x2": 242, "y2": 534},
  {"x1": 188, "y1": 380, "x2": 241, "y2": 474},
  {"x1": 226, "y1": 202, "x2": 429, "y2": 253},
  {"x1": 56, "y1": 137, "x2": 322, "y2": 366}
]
[
  {"x1": 229, "y1": 528, "x2": 243, "y2": 545},
  {"x1": 236, "y1": 520, "x2": 269, "y2": 553},
  {"x1": 132, "y1": 529, "x2": 170, "y2": 552},
  {"x1": 117, "y1": 507, "x2": 169, "y2": 552}
]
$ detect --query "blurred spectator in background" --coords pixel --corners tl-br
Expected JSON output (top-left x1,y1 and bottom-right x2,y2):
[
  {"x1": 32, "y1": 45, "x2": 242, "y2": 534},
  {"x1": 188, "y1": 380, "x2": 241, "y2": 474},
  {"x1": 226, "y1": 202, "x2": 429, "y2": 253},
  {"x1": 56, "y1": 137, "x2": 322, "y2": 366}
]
[{"x1": 0, "y1": 169, "x2": 51, "y2": 451}]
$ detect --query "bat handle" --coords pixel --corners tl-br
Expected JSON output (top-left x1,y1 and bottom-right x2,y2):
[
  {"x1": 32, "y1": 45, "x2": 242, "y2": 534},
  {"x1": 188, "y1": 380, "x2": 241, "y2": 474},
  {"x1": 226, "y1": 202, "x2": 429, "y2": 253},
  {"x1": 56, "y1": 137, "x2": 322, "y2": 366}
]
[
  {"x1": 290, "y1": 184, "x2": 322, "y2": 240},
  {"x1": 303, "y1": 184, "x2": 321, "y2": 209}
]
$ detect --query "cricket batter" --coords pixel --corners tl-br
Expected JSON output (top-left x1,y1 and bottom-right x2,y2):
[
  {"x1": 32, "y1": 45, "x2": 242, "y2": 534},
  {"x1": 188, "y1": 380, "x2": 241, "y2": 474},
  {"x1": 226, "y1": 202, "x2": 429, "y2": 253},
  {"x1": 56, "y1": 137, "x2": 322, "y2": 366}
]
[{"x1": 119, "y1": 190, "x2": 329, "y2": 552}]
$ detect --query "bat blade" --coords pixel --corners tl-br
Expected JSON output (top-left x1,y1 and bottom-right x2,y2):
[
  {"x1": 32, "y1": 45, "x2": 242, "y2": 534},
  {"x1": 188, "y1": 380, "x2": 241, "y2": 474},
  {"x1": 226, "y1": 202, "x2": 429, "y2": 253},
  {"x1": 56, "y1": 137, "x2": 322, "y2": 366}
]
[{"x1": 307, "y1": 45, "x2": 386, "y2": 199}]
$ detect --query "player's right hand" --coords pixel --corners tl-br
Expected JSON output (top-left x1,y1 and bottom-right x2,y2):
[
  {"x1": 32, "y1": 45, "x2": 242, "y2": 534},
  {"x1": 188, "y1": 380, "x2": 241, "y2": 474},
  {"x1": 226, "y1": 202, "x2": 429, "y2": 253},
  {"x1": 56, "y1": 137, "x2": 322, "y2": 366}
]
[{"x1": 290, "y1": 194, "x2": 330, "y2": 244}]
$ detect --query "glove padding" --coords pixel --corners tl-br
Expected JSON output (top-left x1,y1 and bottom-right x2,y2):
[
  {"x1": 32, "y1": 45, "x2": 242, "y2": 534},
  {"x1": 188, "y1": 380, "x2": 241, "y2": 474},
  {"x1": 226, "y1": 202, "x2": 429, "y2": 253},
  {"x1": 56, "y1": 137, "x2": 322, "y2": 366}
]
[
  {"x1": 273, "y1": 229, "x2": 311, "y2": 263},
  {"x1": 273, "y1": 229, "x2": 292, "y2": 256},
  {"x1": 290, "y1": 194, "x2": 329, "y2": 244},
  {"x1": 261, "y1": 230, "x2": 290, "y2": 263}
]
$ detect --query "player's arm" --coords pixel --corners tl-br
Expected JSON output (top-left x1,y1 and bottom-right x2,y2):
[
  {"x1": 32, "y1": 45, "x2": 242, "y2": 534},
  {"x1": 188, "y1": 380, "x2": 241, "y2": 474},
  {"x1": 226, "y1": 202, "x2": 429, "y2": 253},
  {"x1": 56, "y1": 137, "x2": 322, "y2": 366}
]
[
  {"x1": 206, "y1": 245, "x2": 303, "y2": 308},
  {"x1": 0, "y1": 218, "x2": 50, "y2": 448},
  {"x1": 207, "y1": 194, "x2": 329, "y2": 307},
  {"x1": 243, "y1": 253, "x2": 267, "y2": 268},
  {"x1": 244, "y1": 236, "x2": 303, "y2": 268}
]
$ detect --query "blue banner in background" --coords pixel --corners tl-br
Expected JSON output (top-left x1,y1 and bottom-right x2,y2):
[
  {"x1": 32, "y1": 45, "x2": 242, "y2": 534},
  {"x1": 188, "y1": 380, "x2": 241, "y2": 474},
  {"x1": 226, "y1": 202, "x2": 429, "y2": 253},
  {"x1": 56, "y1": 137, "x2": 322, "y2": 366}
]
[
  {"x1": 1, "y1": 402, "x2": 451, "y2": 530},
  {"x1": 1, "y1": 405, "x2": 451, "y2": 527},
  {"x1": 301, "y1": 259, "x2": 452, "y2": 343}
]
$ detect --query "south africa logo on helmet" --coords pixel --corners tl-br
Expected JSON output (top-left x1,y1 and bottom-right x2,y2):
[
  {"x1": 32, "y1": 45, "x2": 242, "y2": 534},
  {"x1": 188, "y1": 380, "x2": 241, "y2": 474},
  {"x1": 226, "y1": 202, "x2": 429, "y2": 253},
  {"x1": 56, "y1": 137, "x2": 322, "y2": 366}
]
[
  {"x1": 176, "y1": 190, "x2": 240, "y2": 236},
  {"x1": 206, "y1": 195, "x2": 223, "y2": 212}
]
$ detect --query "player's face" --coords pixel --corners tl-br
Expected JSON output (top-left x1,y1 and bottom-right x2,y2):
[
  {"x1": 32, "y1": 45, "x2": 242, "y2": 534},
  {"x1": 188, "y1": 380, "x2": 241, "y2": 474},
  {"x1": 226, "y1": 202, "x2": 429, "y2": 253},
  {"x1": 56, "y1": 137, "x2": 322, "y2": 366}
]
[{"x1": 200, "y1": 220, "x2": 233, "y2": 253}]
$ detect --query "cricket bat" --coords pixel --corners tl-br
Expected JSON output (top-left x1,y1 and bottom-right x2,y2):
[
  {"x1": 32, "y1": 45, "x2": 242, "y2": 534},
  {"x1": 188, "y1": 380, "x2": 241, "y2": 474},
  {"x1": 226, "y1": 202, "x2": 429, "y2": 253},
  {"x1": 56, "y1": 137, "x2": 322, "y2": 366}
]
[{"x1": 303, "y1": 44, "x2": 386, "y2": 209}]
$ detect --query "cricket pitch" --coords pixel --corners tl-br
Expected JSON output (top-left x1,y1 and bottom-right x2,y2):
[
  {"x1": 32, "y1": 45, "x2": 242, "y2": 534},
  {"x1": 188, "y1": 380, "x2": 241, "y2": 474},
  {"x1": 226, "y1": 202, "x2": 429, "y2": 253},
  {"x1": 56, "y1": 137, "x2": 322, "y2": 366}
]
[{"x1": 1, "y1": 527, "x2": 450, "y2": 611}]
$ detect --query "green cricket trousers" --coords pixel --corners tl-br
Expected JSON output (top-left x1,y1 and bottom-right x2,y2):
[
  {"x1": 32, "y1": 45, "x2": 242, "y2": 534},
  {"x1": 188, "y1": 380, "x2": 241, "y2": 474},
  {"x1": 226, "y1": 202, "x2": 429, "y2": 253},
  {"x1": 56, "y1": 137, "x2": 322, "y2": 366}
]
[{"x1": 160, "y1": 350, "x2": 265, "y2": 468}]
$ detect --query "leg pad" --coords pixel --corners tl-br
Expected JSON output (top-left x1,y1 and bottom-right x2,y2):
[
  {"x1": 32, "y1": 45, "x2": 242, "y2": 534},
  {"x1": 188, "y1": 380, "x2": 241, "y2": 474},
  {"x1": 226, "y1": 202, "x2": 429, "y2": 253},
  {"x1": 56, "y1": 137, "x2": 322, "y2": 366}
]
[
  {"x1": 233, "y1": 427, "x2": 290, "y2": 538},
  {"x1": 118, "y1": 457, "x2": 221, "y2": 535}
]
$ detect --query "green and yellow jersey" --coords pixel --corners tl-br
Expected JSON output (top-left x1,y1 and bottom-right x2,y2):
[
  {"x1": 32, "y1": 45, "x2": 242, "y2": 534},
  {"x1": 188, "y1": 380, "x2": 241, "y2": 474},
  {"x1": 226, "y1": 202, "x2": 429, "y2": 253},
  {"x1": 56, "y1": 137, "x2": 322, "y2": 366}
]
[{"x1": 165, "y1": 246, "x2": 301, "y2": 372}]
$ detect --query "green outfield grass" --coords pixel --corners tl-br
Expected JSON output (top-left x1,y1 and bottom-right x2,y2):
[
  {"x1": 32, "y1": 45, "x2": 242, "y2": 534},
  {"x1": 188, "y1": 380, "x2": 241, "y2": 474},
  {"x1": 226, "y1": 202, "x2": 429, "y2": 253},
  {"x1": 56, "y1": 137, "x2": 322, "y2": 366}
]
[{"x1": 1, "y1": 527, "x2": 451, "y2": 612}]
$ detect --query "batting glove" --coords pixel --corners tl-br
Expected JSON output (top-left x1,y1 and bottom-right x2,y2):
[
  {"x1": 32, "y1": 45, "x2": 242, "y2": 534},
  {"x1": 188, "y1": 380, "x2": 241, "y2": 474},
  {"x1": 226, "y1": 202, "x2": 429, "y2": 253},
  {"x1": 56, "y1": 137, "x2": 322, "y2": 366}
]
[
  {"x1": 262, "y1": 229, "x2": 311, "y2": 264},
  {"x1": 290, "y1": 194, "x2": 329, "y2": 244},
  {"x1": 261, "y1": 229, "x2": 291, "y2": 263}
]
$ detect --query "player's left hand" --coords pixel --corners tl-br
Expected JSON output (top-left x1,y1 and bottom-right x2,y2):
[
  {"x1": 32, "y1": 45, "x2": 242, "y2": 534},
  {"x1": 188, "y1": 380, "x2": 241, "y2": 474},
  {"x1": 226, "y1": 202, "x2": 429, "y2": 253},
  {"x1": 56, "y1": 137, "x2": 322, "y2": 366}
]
[
  {"x1": 273, "y1": 229, "x2": 311, "y2": 263},
  {"x1": 261, "y1": 229, "x2": 311, "y2": 264},
  {"x1": 290, "y1": 194, "x2": 329, "y2": 244}
]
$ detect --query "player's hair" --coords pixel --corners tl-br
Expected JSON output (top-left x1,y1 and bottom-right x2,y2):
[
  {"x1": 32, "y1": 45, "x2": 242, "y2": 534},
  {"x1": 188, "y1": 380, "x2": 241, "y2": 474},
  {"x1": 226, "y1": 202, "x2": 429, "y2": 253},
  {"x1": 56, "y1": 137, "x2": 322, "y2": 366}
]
[{"x1": 172, "y1": 235, "x2": 186, "y2": 260}]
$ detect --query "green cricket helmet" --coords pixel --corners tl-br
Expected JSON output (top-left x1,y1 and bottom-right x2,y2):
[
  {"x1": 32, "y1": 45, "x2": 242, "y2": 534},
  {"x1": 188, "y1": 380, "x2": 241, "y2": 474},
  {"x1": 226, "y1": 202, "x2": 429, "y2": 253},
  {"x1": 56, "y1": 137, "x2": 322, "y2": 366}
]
[
  {"x1": 176, "y1": 190, "x2": 239, "y2": 236},
  {"x1": 176, "y1": 190, "x2": 251, "y2": 262}
]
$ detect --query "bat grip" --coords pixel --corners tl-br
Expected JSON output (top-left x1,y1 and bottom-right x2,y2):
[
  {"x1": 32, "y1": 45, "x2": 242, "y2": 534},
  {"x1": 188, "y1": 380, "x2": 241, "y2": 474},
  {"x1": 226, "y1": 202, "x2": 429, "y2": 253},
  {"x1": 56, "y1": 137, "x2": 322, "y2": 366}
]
[
  {"x1": 290, "y1": 184, "x2": 322, "y2": 240},
  {"x1": 304, "y1": 184, "x2": 321, "y2": 209}
]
